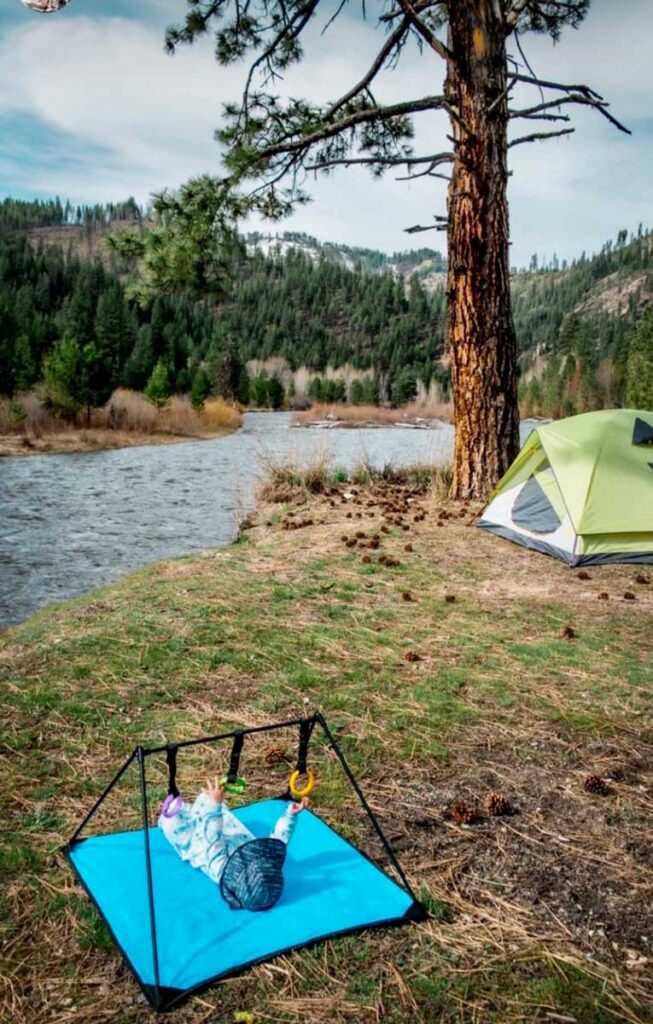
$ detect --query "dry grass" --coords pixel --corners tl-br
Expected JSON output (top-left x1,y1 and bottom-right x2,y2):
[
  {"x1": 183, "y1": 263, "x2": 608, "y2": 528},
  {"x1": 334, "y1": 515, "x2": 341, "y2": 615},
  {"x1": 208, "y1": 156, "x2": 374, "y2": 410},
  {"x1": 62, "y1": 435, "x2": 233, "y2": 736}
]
[
  {"x1": 257, "y1": 448, "x2": 335, "y2": 502},
  {"x1": 292, "y1": 400, "x2": 453, "y2": 428},
  {"x1": 1, "y1": 478, "x2": 652, "y2": 1022},
  {"x1": 0, "y1": 390, "x2": 242, "y2": 457},
  {"x1": 258, "y1": 454, "x2": 453, "y2": 504},
  {"x1": 200, "y1": 397, "x2": 243, "y2": 432}
]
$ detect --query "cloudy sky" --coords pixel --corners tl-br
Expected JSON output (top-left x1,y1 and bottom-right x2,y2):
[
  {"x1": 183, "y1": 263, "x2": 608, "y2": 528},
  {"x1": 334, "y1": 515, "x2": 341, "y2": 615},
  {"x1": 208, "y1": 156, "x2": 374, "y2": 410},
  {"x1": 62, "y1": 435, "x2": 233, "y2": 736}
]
[{"x1": 0, "y1": 0, "x2": 651, "y2": 266}]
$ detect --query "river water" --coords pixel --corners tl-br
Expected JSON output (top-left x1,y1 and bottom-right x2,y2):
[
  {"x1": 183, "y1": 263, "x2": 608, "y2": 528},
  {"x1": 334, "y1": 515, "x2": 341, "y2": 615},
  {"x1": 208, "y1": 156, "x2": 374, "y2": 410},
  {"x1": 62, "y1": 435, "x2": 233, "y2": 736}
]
[{"x1": 0, "y1": 412, "x2": 531, "y2": 630}]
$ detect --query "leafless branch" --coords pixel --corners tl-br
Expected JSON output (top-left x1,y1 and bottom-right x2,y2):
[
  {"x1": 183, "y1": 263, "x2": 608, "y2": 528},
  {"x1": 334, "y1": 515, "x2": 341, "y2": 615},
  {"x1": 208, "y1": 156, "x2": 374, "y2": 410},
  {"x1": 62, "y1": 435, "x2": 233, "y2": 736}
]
[
  {"x1": 509, "y1": 74, "x2": 631, "y2": 134},
  {"x1": 395, "y1": 168, "x2": 451, "y2": 181},
  {"x1": 508, "y1": 127, "x2": 575, "y2": 147},
  {"x1": 404, "y1": 221, "x2": 448, "y2": 233},
  {"x1": 510, "y1": 72, "x2": 603, "y2": 101}
]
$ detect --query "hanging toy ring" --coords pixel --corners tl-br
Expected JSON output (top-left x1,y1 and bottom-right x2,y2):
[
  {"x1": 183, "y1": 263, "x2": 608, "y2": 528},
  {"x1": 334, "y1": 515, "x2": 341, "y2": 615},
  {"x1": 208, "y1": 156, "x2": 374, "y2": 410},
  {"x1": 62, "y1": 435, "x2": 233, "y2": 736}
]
[
  {"x1": 289, "y1": 769, "x2": 315, "y2": 799},
  {"x1": 161, "y1": 793, "x2": 184, "y2": 818},
  {"x1": 220, "y1": 775, "x2": 247, "y2": 795}
]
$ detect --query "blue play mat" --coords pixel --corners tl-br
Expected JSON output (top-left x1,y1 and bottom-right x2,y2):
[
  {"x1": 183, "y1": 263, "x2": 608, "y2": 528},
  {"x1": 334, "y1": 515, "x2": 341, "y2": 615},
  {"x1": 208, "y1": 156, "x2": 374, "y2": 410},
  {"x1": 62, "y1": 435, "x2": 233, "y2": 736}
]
[{"x1": 68, "y1": 799, "x2": 417, "y2": 1009}]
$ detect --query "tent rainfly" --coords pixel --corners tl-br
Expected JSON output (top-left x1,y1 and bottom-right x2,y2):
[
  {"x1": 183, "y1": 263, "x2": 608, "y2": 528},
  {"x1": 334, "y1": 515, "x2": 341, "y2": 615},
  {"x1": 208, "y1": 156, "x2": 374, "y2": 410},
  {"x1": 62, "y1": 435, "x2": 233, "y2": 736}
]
[{"x1": 478, "y1": 409, "x2": 653, "y2": 566}]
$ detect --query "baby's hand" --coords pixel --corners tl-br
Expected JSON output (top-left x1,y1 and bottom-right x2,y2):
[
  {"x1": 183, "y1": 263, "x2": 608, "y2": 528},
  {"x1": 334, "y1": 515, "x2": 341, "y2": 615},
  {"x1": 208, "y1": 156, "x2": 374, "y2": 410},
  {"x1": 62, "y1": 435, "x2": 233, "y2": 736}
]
[
  {"x1": 205, "y1": 776, "x2": 225, "y2": 805},
  {"x1": 290, "y1": 796, "x2": 311, "y2": 815}
]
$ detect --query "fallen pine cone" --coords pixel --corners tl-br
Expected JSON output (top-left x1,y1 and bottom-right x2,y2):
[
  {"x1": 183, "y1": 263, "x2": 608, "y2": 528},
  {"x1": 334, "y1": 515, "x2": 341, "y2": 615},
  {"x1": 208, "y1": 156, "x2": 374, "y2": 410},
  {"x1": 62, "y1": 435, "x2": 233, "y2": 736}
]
[
  {"x1": 264, "y1": 746, "x2": 290, "y2": 766},
  {"x1": 583, "y1": 773, "x2": 610, "y2": 795},
  {"x1": 449, "y1": 800, "x2": 477, "y2": 826},
  {"x1": 561, "y1": 624, "x2": 576, "y2": 639},
  {"x1": 635, "y1": 574, "x2": 650, "y2": 585},
  {"x1": 577, "y1": 571, "x2": 591, "y2": 581},
  {"x1": 484, "y1": 791, "x2": 512, "y2": 817},
  {"x1": 623, "y1": 591, "x2": 636, "y2": 601},
  {"x1": 401, "y1": 591, "x2": 413, "y2": 602},
  {"x1": 361, "y1": 555, "x2": 372, "y2": 564},
  {"x1": 598, "y1": 592, "x2": 609, "y2": 600},
  {"x1": 445, "y1": 594, "x2": 456, "y2": 604},
  {"x1": 404, "y1": 650, "x2": 422, "y2": 663},
  {"x1": 404, "y1": 543, "x2": 413, "y2": 552}
]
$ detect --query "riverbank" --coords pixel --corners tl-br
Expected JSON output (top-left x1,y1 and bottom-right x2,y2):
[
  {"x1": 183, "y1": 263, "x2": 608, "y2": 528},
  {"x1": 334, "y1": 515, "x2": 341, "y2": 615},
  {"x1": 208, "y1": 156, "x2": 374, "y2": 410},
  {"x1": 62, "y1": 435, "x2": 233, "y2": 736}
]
[
  {"x1": 291, "y1": 401, "x2": 453, "y2": 429},
  {"x1": 0, "y1": 389, "x2": 242, "y2": 458},
  {"x1": 0, "y1": 426, "x2": 236, "y2": 458},
  {"x1": 2, "y1": 475, "x2": 651, "y2": 1023}
]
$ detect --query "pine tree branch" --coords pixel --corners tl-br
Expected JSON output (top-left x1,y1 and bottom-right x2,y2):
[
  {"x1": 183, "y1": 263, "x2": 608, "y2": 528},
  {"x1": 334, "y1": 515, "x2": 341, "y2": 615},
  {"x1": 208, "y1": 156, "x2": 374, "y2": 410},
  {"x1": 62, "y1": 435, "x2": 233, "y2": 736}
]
[
  {"x1": 324, "y1": 18, "x2": 410, "y2": 120},
  {"x1": 508, "y1": 126, "x2": 575, "y2": 147},
  {"x1": 241, "y1": 0, "x2": 320, "y2": 126},
  {"x1": 305, "y1": 152, "x2": 454, "y2": 171},
  {"x1": 380, "y1": 0, "x2": 445, "y2": 24},
  {"x1": 505, "y1": 0, "x2": 531, "y2": 31},
  {"x1": 394, "y1": 0, "x2": 452, "y2": 61},
  {"x1": 505, "y1": 0, "x2": 589, "y2": 33},
  {"x1": 257, "y1": 96, "x2": 449, "y2": 160}
]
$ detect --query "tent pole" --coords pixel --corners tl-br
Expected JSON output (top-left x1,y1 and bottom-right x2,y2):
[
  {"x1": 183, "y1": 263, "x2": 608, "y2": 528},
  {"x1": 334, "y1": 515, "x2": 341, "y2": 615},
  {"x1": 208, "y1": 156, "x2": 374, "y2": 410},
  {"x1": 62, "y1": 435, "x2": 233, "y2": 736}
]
[
  {"x1": 67, "y1": 748, "x2": 137, "y2": 848},
  {"x1": 138, "y1": 746, "x2": 162, "y2": 1006},
  {"x1": 315, "y1": 713, "x2": 421, "y2": 904}
]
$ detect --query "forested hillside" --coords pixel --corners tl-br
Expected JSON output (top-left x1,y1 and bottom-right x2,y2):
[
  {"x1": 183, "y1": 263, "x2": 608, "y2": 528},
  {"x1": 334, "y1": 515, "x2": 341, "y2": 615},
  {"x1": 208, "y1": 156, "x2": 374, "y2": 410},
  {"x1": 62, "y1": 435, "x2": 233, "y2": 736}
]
[
  {"x1": 0, "y1": 197, "x2": 652, "y2": 417},
  {"x1": 0, "y1": 198, "x2": 446, "y2": 412},
  {"x1": 512, "y1": 227, "x2": 653, "y2": 415}
]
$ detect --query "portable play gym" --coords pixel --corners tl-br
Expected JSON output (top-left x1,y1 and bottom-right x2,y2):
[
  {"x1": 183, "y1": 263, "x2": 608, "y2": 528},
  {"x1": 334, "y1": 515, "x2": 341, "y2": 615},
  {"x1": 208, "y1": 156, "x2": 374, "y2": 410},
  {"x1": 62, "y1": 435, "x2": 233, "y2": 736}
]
[
  {"x1": 478, "y1": 409, "x2": 653, "y2": 565},
  {"x1": 64, "y1": 713, "x2": 425, "y2": 1012}
]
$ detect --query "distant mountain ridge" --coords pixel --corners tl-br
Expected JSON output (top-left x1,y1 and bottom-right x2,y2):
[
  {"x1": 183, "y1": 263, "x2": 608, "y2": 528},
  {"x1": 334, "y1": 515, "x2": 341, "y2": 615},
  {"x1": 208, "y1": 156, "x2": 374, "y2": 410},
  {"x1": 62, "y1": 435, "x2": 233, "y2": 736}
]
[{"x1": 245, "y1": 231, "x2": 447, "y2": 291}]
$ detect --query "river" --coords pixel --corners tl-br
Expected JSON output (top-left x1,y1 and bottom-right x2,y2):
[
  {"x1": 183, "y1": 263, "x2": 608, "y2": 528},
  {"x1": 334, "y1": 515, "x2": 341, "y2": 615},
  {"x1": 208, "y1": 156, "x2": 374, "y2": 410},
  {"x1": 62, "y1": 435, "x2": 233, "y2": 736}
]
[{"x1": 0, "y1": 412, "x2": 533, "y2": 629}]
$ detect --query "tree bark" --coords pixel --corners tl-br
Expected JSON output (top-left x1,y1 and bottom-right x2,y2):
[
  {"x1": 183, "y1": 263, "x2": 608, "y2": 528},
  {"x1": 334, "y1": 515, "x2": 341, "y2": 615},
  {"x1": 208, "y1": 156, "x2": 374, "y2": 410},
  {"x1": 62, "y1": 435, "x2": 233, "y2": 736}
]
[{"x1": 445, "y1": 0, "x2": 520, "y2": 501}]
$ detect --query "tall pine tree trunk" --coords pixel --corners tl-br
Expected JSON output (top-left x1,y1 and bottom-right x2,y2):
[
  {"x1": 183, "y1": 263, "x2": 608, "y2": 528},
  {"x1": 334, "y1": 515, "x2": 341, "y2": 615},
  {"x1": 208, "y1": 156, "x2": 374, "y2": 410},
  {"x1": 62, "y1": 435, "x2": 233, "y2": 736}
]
[{"x1": 445, "y1": 0, "x2": 520, "y2": 501}]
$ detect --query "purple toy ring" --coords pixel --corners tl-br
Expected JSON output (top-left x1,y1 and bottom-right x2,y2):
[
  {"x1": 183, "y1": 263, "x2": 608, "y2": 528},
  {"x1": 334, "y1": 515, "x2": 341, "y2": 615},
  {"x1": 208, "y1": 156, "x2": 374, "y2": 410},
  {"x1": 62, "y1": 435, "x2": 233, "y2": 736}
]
[{"x1": 161, "y1": 793, "x2": 184, "y2": 818}]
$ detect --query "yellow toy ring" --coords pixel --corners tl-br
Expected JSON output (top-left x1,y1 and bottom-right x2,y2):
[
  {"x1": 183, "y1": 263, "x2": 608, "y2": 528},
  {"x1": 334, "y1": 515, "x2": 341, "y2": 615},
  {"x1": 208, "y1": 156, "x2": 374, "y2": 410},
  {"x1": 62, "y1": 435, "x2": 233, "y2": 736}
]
[{"x1": 289, "y1": 769, "x2": 315, "y2": 799}]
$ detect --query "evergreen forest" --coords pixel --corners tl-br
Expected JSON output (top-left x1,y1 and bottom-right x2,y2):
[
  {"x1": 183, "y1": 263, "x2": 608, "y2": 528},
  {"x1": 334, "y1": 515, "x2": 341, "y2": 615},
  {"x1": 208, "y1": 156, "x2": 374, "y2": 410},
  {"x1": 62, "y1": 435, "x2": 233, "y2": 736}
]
[{"x1": 0, "y1": 197, "x2": 652, "y2": 417}]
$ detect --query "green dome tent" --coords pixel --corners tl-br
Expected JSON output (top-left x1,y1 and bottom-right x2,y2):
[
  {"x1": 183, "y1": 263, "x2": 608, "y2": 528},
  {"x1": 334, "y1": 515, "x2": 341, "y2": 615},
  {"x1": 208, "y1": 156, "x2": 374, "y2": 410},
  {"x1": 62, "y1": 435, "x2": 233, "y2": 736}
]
[{"x1": 478, "y1": 409, "x2": 653, "y2": 565}]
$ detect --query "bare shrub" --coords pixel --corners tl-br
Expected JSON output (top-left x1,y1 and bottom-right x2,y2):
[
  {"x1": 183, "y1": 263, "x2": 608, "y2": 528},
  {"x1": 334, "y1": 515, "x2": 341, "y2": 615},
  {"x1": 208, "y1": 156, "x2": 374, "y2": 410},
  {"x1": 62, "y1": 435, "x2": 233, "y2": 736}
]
[
  {"x1": 105, "y1": 389, "x2": 157, "y2": 433},
  {"x1": 160, "y1": 395, "x2": 200, "y2": 435},
  {"x1": 19, "y1": 394, "x2": 60, "y2": 438}
]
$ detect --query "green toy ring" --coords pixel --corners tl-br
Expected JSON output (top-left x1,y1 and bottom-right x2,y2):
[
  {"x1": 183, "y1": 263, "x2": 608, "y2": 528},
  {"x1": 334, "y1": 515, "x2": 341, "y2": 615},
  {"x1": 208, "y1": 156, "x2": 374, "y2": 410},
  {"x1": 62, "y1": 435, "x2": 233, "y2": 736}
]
[{"x1": 220, "y1": 775, "x2": 247, "y2": 795}]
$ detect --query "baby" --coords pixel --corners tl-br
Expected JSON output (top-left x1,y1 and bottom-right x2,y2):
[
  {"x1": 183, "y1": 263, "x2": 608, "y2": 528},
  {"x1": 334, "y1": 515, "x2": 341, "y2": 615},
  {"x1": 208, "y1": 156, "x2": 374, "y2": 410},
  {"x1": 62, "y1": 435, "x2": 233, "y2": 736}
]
[{"x1": 158, "y1": 776, "x2": 309, "y2": 907}]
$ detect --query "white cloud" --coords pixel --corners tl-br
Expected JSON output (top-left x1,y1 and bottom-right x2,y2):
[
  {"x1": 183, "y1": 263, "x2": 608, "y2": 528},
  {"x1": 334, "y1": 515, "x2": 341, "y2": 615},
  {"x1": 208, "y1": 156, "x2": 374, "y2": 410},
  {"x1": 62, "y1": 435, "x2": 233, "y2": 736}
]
[{"x1": 0, "y1": 1, "x2": 651, "y2": 263}]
